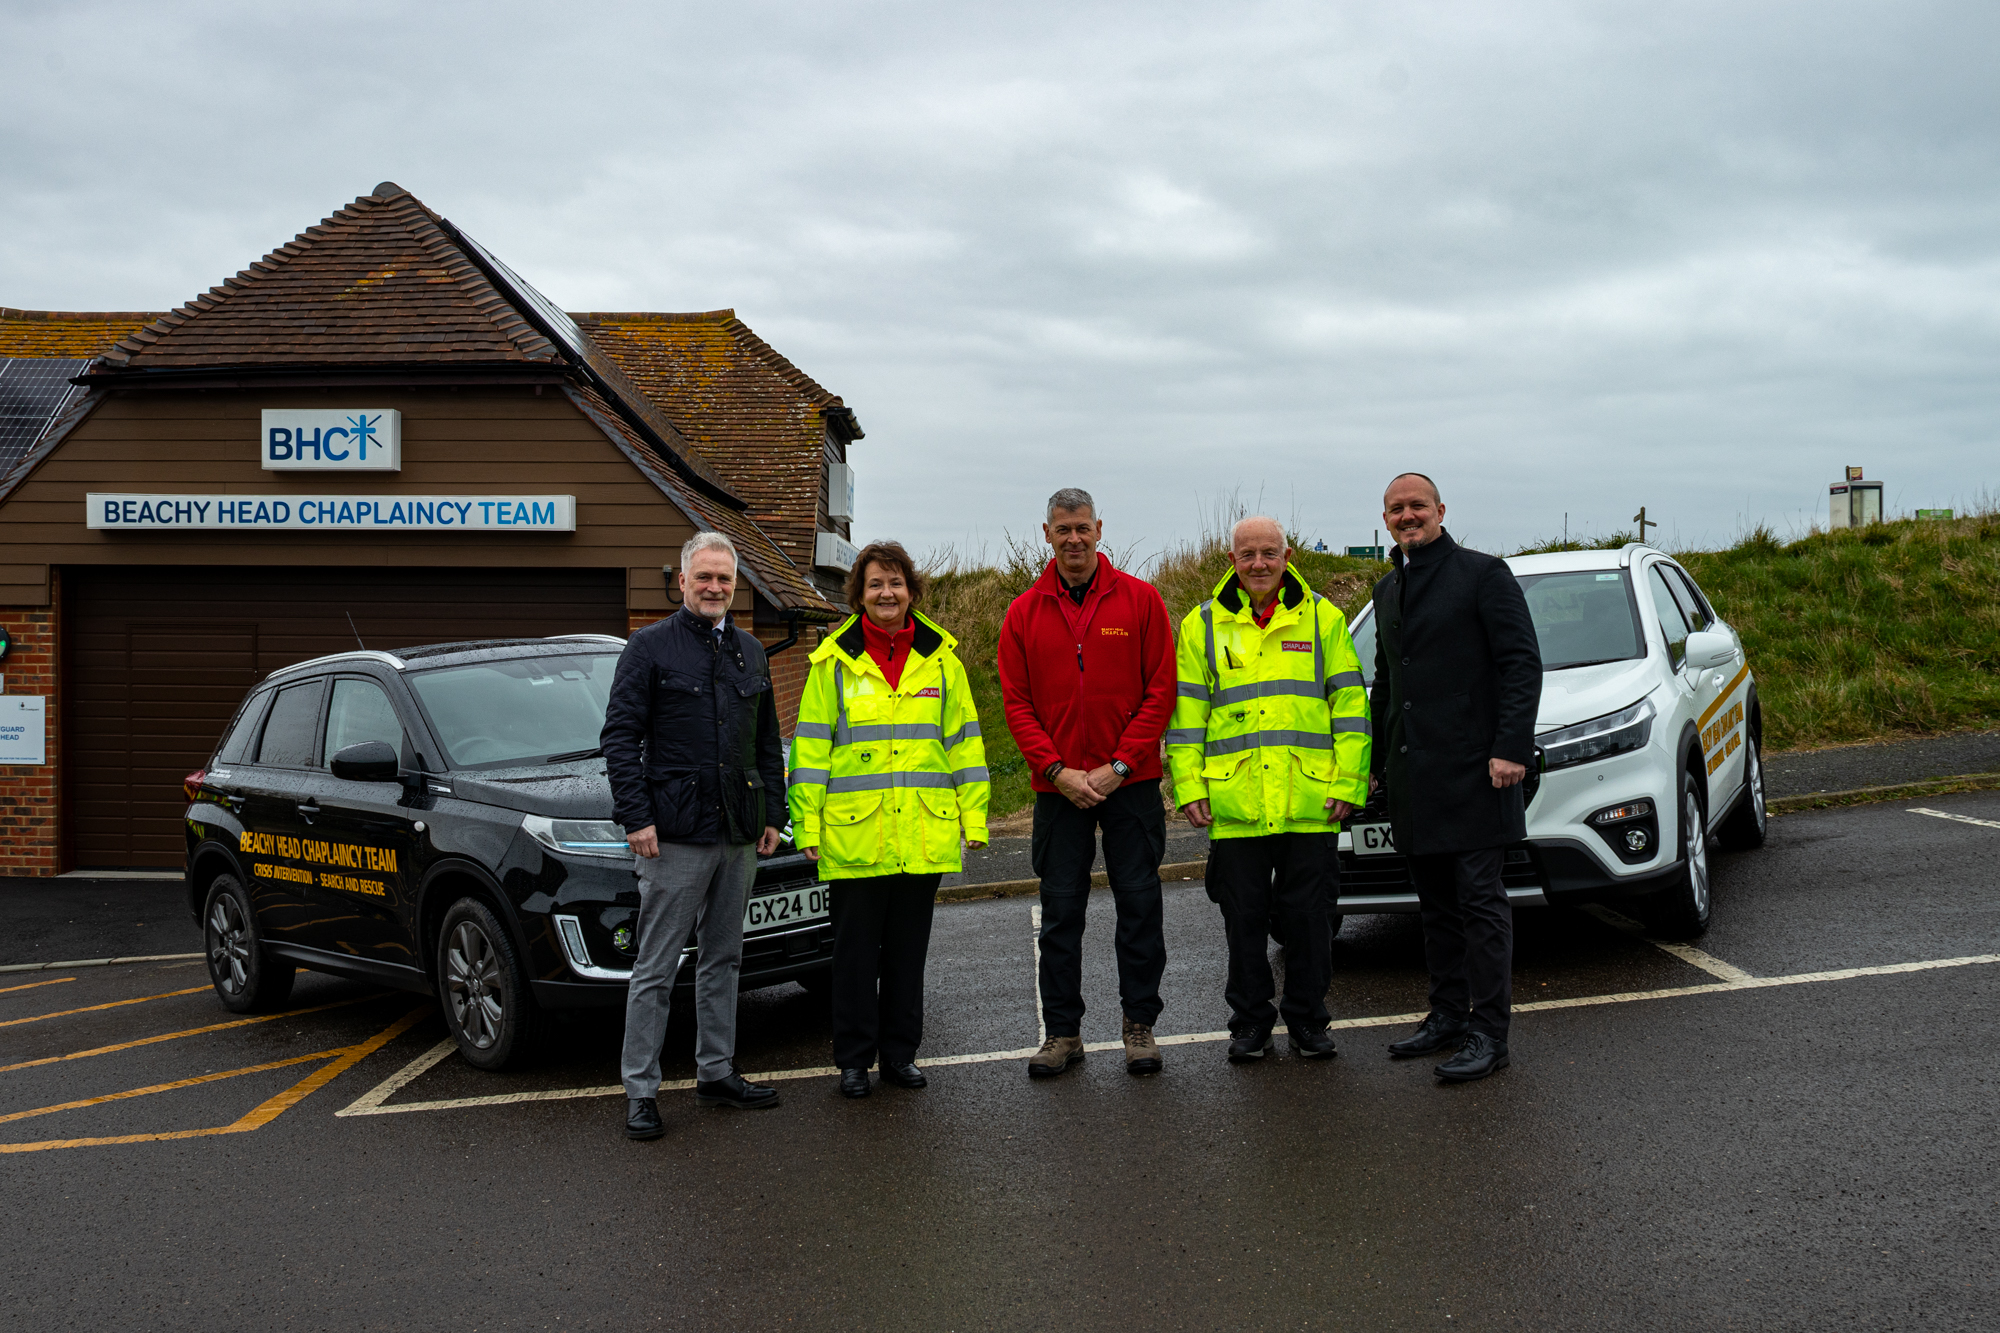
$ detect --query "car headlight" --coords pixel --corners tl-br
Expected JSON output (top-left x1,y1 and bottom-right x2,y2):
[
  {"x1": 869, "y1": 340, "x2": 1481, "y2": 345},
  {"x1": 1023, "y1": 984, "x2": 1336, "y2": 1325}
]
[
  {"x1": 522, "y1": 814, "x2": 633, "y2": 860},
  {"x1": 1536, "y1": 697, "x2": 1657, "y2": 771}
]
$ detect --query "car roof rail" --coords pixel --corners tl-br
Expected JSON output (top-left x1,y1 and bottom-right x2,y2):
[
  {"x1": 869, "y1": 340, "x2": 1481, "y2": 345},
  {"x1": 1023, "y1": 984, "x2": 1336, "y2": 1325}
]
[
  {"x1": 1617, "y1": 541, "x2": 1659, "y2": 568},
  {"x1": 263, "y1": 649, "x2": 409, "y2": 682},
  {"x1": 543, "y1": 634, "x2": 628, "y2": 645}
]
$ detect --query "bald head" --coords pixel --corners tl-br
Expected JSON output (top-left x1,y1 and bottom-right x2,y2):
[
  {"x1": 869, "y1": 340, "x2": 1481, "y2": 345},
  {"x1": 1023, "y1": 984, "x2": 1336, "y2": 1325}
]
[
  {"x1": 1383, "y1": 473, "x2": 1446, "y2": 553},
  {"x1": 1384, "y1": 472, "x2": 1441, "y2": 507},
  {"x1": 1230, "y1": 515, "x2": 1285, "y2": 551}
]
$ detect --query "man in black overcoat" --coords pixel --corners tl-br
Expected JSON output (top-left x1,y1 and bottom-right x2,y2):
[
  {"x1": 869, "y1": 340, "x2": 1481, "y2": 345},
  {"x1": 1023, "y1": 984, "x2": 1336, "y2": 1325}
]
[{"x1": 1369, "y1": 473, "x2": 1542, "y2": 1082}]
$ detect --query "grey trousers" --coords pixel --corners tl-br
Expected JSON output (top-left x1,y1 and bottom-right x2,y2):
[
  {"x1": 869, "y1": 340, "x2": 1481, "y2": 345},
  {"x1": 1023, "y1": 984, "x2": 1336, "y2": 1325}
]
[{"x1": 620, "y1": 838, "x2": 754, "y2": 1095}]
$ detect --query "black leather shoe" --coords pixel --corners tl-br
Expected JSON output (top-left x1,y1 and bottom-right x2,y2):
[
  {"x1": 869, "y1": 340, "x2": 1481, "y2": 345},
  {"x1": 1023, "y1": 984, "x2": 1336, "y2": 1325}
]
[
  {"x1": 879, "y1": 1061, "x2": 927, "y2": 1089},
  {"x1": 694, "y1": 1072, "x2": 781, "y2": 1109},
  {"x1": 838, "y1": 1068, "x2": 871, "y2": 1099},
  {"x1": 625, "y1": 1097, "x2": 664, "y2": 1140},
  {"x1": 1289, "y1": 1026, "x2": 1338, "y2": 1059},
  {"x1": 1434, "y1": 1032, "x2": 1509, "y2": 1083},
  {"x1": 1227, "y1": 1028, "x2": 1274, "y2": 1063},
  {"x1": 1387, "y1": 1012, "x2": 1471, "y2": 1059}
]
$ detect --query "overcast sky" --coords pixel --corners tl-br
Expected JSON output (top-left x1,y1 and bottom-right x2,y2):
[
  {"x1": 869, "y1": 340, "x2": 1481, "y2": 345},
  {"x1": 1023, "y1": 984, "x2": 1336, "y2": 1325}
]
[{"x1": 5, "y1": 0, "x2": 1997, "y2": 563}]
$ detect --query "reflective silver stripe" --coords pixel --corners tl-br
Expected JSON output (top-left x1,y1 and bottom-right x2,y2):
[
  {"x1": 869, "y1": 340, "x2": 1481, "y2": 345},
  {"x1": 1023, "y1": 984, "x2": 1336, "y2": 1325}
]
[
  {"x1": 1164, "y1": 728, "x2": 1207, "y2": 746},
  {"x1": 1177, "y1": 680, "x2": 1209, "y2": 700},
  {"x1": 1201, "y1": 600, "x2": 1217, "y2": 684},
  {"x1": 1324, "y1": 671, "x2": 1365, "y2": 693},
  {"x1": 1332, "y1": 716, "x2": 1372, "y2": 736},
  {"x1": 1212, "y1": 679, "x2": 1321, "y2": 707},
  {"x1": 824, "y1": 770, "x2": 957, "y2": 794},
  {"x1": 793, "y1": 721, "x2": 833, "y2": 740},
  {"x1": 790, "y1": 767, "x2": 831, "y2": 785},
  {"x1": 951, "y1": 766, "x2": 990, "y2": 785},
  {"x1": 942, "y1": 720, "x2": 982, "y2": 747},
  {"x1": 833, "y1": 661, "x2": 850, "y2": 747},
  {"x1": 1203, "y1": 730, "x2": 1337, "y2": 755},
  {"x1": 837, "y1": 722, "x2": 944, "y2": 744}
]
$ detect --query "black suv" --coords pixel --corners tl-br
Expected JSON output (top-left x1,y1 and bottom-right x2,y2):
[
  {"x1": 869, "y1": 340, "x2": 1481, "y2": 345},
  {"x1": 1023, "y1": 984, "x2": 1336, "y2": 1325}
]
[{"x1": 182, "y1": 636, "x2": 830, "y2": 1070}]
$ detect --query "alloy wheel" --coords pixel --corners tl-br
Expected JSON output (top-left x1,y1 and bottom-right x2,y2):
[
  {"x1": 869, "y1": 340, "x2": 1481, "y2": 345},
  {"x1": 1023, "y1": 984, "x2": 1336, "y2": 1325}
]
[
  {"x1": 1748, "y1": 744, "x2": 1767, "y2": 836},
  {"x1": 1684, "y1": 786, "x2": 1710, "y2": 916},
  {"x1": 207, "y1": 894, "x2": 251, "y2": 995},
  {"x1": 446, "y1": 920, "x2": 505, "y2": 1049}
]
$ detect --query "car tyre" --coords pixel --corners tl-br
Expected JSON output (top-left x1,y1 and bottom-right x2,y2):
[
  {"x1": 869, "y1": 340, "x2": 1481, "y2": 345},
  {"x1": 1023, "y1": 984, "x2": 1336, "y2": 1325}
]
[
  {"x1": 438, "y1": 897, "x2": 540, "y2": 1071},
  {"x1": 1718, "y1": 732, "x2": 1768, "y2": 851},
  {"x1": 203, "y1": 874, "x2": 296, "y2": 1013},
  {"x1": 1642, "y1": 768, "x2": 1713, "y2": 940},
  {"x1": 798, "y1": 966, "x2": 835, "y2": 1003}
]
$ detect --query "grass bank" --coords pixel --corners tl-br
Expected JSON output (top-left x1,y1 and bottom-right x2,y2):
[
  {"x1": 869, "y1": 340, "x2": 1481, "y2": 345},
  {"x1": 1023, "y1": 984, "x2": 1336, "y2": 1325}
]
[{"x1": 902, "y1": 509, "x2": 1999, "y2": 818}]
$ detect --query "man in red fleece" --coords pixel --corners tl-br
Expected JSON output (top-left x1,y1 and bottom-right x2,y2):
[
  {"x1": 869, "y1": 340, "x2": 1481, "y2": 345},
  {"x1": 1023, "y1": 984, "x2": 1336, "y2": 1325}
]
[{"x1": 998, "y1": 487, "x2": 1177, "y2": 1077}]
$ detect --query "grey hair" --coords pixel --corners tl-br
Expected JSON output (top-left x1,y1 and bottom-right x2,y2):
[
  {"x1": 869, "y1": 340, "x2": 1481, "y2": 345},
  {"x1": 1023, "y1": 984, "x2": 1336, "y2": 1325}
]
[
  {"x1": 1230, "y1": 514, "x2": 1286, "y2": 549},
  {"x1": 681, "y1": 530, "x2": 739, "y2": 572},
  {"x1": 1046, "y1": 487, "x2": 1097, "y2": 521}
]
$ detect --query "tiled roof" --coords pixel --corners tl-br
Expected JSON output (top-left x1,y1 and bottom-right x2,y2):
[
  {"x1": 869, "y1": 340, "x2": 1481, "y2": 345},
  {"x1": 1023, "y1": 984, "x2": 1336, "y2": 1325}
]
[
  {"x1": 573, "y1": 310, "x2": 862, "y2": 573},
  {"x1": 563, "y1": 380, "x2": 833, "y2": 614},
  {"x1": 98, "y1": 185, "x2": 558, "y2": 368},
  {"x1": 0, "y1": 309, "x2": 162, "y2": 358}
]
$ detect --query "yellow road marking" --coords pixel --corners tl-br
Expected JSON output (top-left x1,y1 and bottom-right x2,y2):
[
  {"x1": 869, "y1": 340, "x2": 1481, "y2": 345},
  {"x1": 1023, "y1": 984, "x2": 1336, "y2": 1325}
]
[
  {"x1": 0, "y1": 1049, "x2": 347, "y2": 1125},
  {"x1": 0, "y1": 986, "x2": 211, "y2": 1029},
  {"x1": 1696, "y1": 663, "x2": 1751, "y2": 730},
  {"x1": 0, "y1": 978, "x2": 77, "y2": 996},
  {"x1": 0, "y1": 1007, "x2": 427, "y2": 1154},
  {"x1": 0, "y1": 994, "x2": 383, "y2": 1074}
]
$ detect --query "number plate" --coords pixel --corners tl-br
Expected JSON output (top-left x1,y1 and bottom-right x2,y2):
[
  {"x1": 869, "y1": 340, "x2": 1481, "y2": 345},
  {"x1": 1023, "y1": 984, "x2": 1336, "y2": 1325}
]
[
  {"x1": 1350, "y1": 823, "x2": 1398, "y2": 857},
  {"x1": 744, "y1": 884, "x2": 829, "y2": 932}
]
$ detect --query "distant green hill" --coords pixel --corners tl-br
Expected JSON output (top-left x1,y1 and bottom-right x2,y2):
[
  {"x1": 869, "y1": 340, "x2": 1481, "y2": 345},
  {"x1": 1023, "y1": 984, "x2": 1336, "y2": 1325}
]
[{"x1": 904, "y1": 511, "x2": 1999, "y2": 818}]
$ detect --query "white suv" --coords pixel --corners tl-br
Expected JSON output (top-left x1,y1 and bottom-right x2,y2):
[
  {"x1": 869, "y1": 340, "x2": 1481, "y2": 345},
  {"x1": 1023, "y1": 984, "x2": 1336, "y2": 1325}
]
[{"x1": 1338, "y1": 542, "x2": 1766, "y2": 938}]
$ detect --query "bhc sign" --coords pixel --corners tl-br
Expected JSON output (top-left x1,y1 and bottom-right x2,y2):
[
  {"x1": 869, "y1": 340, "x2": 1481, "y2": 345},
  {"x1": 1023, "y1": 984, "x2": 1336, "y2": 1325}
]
[{"x1": 261, "y1": 409, "x2": 402, "y2": 471}]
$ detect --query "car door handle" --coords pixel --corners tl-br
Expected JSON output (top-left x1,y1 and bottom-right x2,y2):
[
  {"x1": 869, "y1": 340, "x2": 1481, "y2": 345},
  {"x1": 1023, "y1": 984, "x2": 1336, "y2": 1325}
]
[{"x1": 296, "y1": 802, "x2": 320, "y2": 823}]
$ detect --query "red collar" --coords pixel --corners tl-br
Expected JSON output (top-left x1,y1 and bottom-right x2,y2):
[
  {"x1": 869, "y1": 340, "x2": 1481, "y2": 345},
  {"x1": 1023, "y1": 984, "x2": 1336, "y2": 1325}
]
[{"x1": 860, "y1": 614, "x2": 915, "y2": 687}]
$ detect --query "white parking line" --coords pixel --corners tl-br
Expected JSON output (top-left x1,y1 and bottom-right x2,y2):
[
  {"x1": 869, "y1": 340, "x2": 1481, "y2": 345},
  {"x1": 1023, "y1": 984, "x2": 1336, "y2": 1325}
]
[
  {"x1": 335, "y1": 951, "x2": 2000, "y2": 1118},
  {"x1": 1029, "y1": 903, "x2": 1045, "y2": 1048},
  {"x1": 1578, "y1": 904, "x2": 1755, "y2": 981},
  {"x1": 1908, "y1": 807, "x2": 2000, "y2": 831}
]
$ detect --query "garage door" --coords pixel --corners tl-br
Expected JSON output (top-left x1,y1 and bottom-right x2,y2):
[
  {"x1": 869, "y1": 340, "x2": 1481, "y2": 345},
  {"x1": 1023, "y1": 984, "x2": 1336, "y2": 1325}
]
[{"x1": 65, "y1": 566, "x2": 628, "y2": 869}]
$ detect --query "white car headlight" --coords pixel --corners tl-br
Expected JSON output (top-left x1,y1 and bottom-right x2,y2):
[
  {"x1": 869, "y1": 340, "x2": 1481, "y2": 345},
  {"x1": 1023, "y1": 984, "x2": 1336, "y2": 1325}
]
[
  {"x1": 1537, "y1": 697, "x2": 1657, "y2": 771},
  {"x1": 522, "y1": 814, "x2": 633, "y2": 859}
]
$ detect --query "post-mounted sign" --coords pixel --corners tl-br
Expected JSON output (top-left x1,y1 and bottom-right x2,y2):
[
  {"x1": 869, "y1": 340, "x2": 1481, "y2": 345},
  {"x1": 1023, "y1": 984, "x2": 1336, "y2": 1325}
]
[{"x1": 262, "y1": 409, "x2": 402, "y2": 471}]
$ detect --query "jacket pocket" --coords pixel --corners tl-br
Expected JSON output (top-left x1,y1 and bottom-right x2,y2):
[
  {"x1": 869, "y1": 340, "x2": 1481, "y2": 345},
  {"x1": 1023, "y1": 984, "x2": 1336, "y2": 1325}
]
[
  {"x1": 917, "y1": 786, "x2": 962, "y2": 865},
  {"x1": 649, "y1": 769, "x2": 701, "y2": 839},
  {"x1": 1286, "y1": 751, "x2": 1335, "y2": 825},
  {"x1": 660, "y1": 669, "x2": 705, "y2": 696},
  {"x1": 1202, "y1": 753, "x2": 1258, "y2": 825},
  {"x1": 821, "y1": 793, "x2": 886, "y2": 869}
]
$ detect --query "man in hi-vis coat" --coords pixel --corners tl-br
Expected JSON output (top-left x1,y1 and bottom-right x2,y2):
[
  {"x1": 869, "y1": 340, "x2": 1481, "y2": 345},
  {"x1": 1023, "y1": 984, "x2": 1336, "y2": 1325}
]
[{"x1": 1370, "y1": 474, "x2": 1542, "y2": 1083}]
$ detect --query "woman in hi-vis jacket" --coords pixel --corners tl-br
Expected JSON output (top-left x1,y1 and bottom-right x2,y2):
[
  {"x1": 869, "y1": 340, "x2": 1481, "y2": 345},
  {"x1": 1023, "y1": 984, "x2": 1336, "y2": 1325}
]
[{"x1": 788, "y1": 541, "x2": 990, "y2": 1100}]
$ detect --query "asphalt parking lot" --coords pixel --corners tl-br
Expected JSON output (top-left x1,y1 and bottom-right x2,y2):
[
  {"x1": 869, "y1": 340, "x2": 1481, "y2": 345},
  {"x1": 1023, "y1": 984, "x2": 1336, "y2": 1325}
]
[{"x1": 4, "y1": 791, "x2": 1998, "y2": 1331}]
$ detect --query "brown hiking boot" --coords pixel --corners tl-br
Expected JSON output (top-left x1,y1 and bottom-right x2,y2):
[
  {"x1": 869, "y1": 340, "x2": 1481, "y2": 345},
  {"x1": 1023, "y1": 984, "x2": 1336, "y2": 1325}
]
[
  {"x1": 1027, "y1": 1035, "x2": 1085, "y2": 1078},
  {"x1": 1123, "y1": 1019, "x2": 1162, "y2": 1076}
]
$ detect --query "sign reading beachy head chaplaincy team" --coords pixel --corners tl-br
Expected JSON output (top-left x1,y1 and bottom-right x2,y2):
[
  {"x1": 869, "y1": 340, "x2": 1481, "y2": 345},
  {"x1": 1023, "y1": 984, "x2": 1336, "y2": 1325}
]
[
  {"x1": 86, "y1": 494, "x2": 575, "y2": 531},
  {"x1": 261, "y1": 409, "x2": 401, "y2": 471}
]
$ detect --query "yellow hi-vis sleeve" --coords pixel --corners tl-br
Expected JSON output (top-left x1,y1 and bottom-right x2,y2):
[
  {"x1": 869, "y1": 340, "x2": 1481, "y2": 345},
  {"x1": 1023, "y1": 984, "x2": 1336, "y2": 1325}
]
[
  {"x1": 940, "y1": 651, "x2": 991, "y2": 842},
  {"x1": 1165, "y1": 601, "x2": 1214, "y2": 807},
  {"x1": 1319, "y1": 602, "x2": 1373, "y2": 808},
  {"x1": 786, "y1": 657, "x2": 839, "y2": 850}
]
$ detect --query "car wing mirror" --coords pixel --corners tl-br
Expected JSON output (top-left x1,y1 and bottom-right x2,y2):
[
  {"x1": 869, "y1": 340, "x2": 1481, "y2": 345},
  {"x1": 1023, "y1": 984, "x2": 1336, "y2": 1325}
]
[
  {"x1": 331, "y1": 740, "x2": 402, "y2": 782},
  {"x1": 1683, "y1": 630, "x2": 1736, "y2": 672}
]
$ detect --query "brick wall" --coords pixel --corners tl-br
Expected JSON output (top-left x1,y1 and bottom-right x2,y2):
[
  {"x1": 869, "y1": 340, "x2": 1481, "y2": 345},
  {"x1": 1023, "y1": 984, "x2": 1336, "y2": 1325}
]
[{"x1": 0, "y1": 581, "x2": 62, "y2": 876}]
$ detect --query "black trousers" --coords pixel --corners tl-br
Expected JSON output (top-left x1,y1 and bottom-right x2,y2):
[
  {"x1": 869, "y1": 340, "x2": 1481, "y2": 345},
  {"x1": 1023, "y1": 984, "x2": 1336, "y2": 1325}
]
[
  {"x1": 828, "y1": 872, "x2": 941, "y2": 1069},
  {"x1": 1206, "y1": 832, "x2": 1334, "y2": 1035},
  {"x1": 1406, "y1": 847, "x2": 1511, "y2": 1041},
  {"x1": 1032, "y1": 779, "x2": 1167, "y2": 1038}
]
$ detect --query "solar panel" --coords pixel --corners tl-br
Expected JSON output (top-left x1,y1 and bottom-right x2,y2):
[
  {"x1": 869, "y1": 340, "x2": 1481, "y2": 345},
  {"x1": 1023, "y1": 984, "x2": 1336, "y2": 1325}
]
[
  {"x1": 453, "y1": 232, "x2": 594, "y2": 365},
  {"x1": 0, "y1": 357, "x2": 89, "y2": 478}
]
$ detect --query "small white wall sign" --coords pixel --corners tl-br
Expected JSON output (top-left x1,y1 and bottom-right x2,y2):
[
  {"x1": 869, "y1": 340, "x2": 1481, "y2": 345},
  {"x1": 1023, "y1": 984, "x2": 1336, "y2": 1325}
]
[
  {"x1": 261, "y1": 409, "x2": 402, "y2": 471},
  {"x1": 0, "y1": 696, "x2": 46, "y2": 765}
]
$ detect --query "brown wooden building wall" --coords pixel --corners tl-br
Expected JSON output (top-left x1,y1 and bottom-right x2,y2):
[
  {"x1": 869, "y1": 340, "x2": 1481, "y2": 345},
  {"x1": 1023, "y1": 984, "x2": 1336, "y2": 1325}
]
[{"x1": 0, "y1": 385, "x2": 812, "y2": 872}]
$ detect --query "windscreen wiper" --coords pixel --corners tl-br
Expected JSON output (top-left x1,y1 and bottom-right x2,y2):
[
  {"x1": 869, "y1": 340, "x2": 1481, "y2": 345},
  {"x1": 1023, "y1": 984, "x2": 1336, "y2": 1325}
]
[
  {"x1": 1550, "y1": 658, "x2": 1632, "y2": 671},
  {"x1": 544, "y1": 747, "x2": 604, "y2": 763}
]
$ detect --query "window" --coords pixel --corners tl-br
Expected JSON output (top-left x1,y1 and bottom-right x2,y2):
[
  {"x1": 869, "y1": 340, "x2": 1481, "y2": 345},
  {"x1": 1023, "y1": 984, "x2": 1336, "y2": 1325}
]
[
  {"x1": 407, "y1": 652, "x2": 619, "y2": 768},
  {"x1": 1647, "y1": 565, "x2": 1690, "y2": 669},
  {"x1": 1669, "y1": 567, "x2": 1714, "y2": 631},
  {"x1": 216, "y1": 693, "x2": 271, "y2": 764},
  {"x1": 256, "y1": 680, "x2": 325, "y2": 767},
  {"x1": 1350, "y1": 609, "x2": 1378, "y2": 689},
  {"x1": 323, "y1": 678, "x2": 406, "y2": 766},
  {"x1": 1516, "y1": 570, "x2": 1645, "y2": 670}
]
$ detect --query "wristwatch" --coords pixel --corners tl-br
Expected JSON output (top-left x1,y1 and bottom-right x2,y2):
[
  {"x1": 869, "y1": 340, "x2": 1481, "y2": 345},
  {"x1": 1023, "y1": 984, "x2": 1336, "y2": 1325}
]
[
  {"x1": 1110, "y1": 759, "x2": 1132, "y2": 779},
  {"x1": 1045, "y1": 760, "x2": 1066, "y2": 781}
]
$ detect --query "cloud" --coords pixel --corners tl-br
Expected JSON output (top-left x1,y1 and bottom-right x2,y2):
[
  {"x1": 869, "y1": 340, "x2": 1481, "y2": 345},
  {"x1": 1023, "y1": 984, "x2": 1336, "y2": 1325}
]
[{"x1": 3, "y1": 0, "x2": 1997, "y2": 558}]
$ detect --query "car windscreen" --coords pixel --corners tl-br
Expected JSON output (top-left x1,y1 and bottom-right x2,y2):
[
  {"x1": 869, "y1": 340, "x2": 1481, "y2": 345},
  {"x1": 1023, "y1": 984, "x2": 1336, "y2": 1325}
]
[
  {"x1": 406, "y1": 653, "x2": 620, "y2": 769},
  {"x1": 1516, "y1": 570, "x2": 1645, "y2": 671}
]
